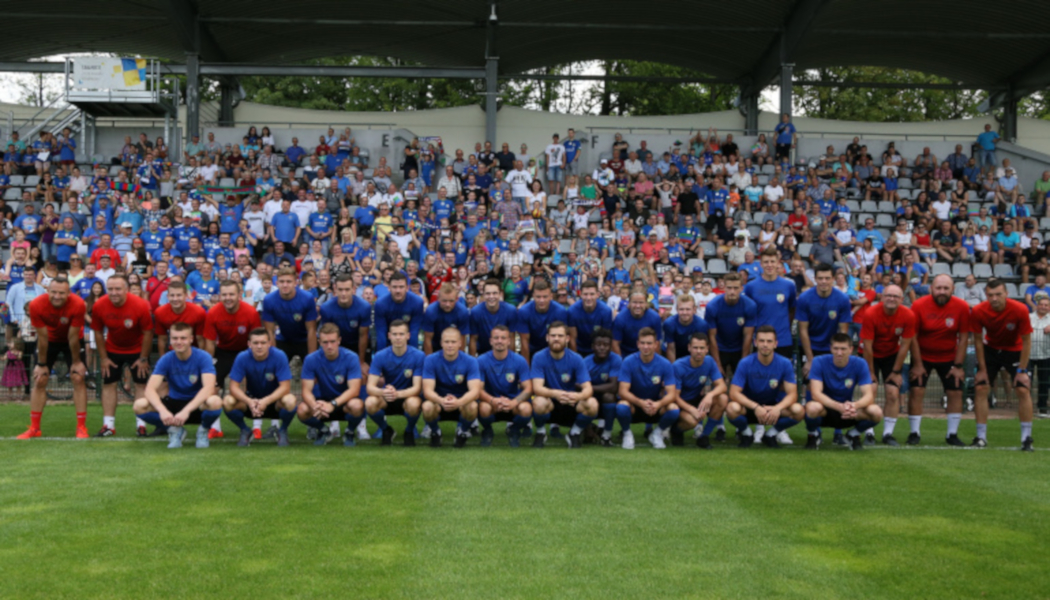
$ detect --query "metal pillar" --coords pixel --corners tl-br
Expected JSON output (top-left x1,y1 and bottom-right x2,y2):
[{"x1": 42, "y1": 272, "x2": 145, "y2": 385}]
[
  {"x1": 743, "y1": 92, "x2": 759, "y2": 135},
  {"x1": 185, "y1": 52, "x2": 200, "y2": 139},
  {"x1": 219, "y1": 82, "x2": 235, "y2": 126},
  {"x1": 484, "y1": 1, "x2": 499, "y2": 145},
  {"x1": 780, "y1": 63, "x2": 794, "y2": 116},
  {"x1": 1003, "y1": 86, "x2": 1018, "y2": 142}
]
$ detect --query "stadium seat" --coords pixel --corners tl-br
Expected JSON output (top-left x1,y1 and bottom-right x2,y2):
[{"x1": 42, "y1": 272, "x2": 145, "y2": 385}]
[
  {"x1": 109, "y1": 166, "x2": 122, "y2": 177},
  {"x1": 952, "y1": 263, "x2": 971, "y2": 278},
  {"x1": 558, "y1": 240, "x2": 572, "y2": 253},
  {"x1": 760, "y1": 164, "x2": 775, "y2": 175},
  {"x1": 994, "y1": 264, "x2": 1017, "y2": 280},
  {"x1": 932, "y1": 263, "x2": 950, "y2": 277},
  {"x1": 1006, "y1": 283, "x2": 1021, "y2": 299},
  {"x1": 546, "y1": 197, "x2": 559, "y2": 208},
  {"x1": 798, "y1": 243, "x2": 812, "y2": 256},
  {"x1": 899, "y1": 178, "x2": 913, "y2": 189},
  {"x1": 757, "y1": 174, "x2": 770, "y2": 186},
  {"x1": 219, "y1": 178, "x2": 235, "y2": 187},
  {"x1": 898, "y1": 189, "x2": 913, "y2": 200},
  {"x1": 24, "y1": 175, "x2": 39, "y2": 187},
  {"x1": 160, "y1": 181, "x2": 174, "y2": 198},
  {"x1": 2, "y1": 188, "x2": 19, "y2": 200},
  {"x1": 747, "y1": 225, "x2": 760, "y2": 238},
  {"x1": 685, "y1": 258, "x2": 704, "y2": 272},
  {"x1": 364, "y1": 168, "x2": 374, "y2": 178},
  {"x1": 846, "y1": 200, "x2": 861, "y2": 213},
  {"x1": 876, "y1": 214, "x2": 895, "y2": 227},
  {"x1": 700, "y1": 241, "x2": 715, "y2": 256},
  {"x1": 736, "y1": 211, "x2": 752, "y2": 223},
  {"x1": 9, "y1": 175, "x2": 23, "y2": 186},
  {"x1": 973, "y1": 263, "x2": 993, "y2": 279},
  {"x1": 858, "y1": 213, "x2": 875, "y2": 224},
  {"x1": 602, "y1": 257, "x2": 615, "y2": 270},
  {"x1": 1040, "y1": 217, "x2": 1050, "y2": 231},
  {"x1": 707, "y1": 259, "x2": 727, "y2": 275},
  {"x1": 877, "y1": 201, "x2": 895, "y2": 213},
  {"x1": 295, "y1": 168, "x2": 305, "y2": 178},
  {"x1": 861, "y1": 201, "x2": 878, "y2": 212},
  {"x1": 753, "y1": 211, "x2": 767, "y2": 224},
  {"x1": 969, "y1": 202, "x2": 981, "y2": 214},
  {"x1": 845, "y1": 189, "x2": 862, "y2": 199},
  {"x1": 623, "y1": 257, "x2": 638, "y2": 270}
]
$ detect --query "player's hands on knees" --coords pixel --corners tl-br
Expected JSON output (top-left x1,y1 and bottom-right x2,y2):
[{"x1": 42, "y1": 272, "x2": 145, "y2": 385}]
[
  {"x1": 383, "y1": 386, "x2": 397, "y2": 402},
  {"x1": 70, "y1": 361, "x2": 87, "y2": 378},
  {"x1": 160, "y1": 409, "x2": 176, "y2": 426},
  {"x1": 101, "y1": 358, "x2": 117, "y2": 378},
  {"x1": 910, "y1": 363, "x2": 925, "y2": 382},
  {"x1": 802, "y1": 362, "x2": 811, "y2": 377},
  {"x1": 948, "y1": 366, "x2": 964, "y2": 386},
  {"x1": 644, "y1": 400, "x2": 658, "y2": 416},
  {"x1": 1014, "y1": 371, "x2": 1030, "y2": 388},
  {"x1": 841, "y1": 401, "x2": 857, "y2": 420},
  {"x1": 886, "y1": 372, "x2": 903, "y2": 388},
  {"x1": 134, "y1": 358, "x2": 150, "y2": 378},
  {"x1": 974, "y1": 369, "x2": 989, "y2": 387},
  {"x1": 765, "y1": 407, "x2": 781, "y2": 425},
  {"x1": 33, "y1": 365, "x2": 50, "y2": 381},
  {"x1": 697, "y1": 399, "x2": 711, "y2": 419},
  {"x1": 249, "y1": 399, "x2": 263, "y2": 418}
]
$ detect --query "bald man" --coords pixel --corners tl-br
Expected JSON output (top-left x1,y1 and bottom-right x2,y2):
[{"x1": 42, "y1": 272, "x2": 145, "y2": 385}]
[{"x1": 858, "y1": 284, "x2": 916, "y2": 447}]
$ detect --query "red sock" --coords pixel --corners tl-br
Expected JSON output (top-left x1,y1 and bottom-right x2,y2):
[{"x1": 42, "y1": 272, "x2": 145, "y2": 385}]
[
  {"x1": 76, "y1": 412, "x2": 87, "y2": 427},
  {"x1": 30, "y1": 411, "x2": 42, "y2": 430}
]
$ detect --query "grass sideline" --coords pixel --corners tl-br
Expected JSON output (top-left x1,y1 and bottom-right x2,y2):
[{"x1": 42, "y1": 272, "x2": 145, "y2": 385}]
[{"x1": 2, "y1": 405, "x2": 1048, "y2": 600}]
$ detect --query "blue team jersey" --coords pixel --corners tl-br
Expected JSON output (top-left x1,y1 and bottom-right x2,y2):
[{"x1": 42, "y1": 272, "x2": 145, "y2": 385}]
[
  {"x1": 186, "y1": 272, "x2": 220, "y2": 301},
  {"x1": 153, "y1": 348, "x2": 216, "y2": 402},
  {"x1": 730, "y1": 353, "x2": 796, "y2": 406},
  {"x1": 308, "y1": 212, "x2": 333, "y2": 236},
  {"x1": 422, "y1": 300, "x2": 471, "y2": 335},
  {"x1": 796, "y1": 288, "x2": 853, "y2": 353},
  {"x1": 54, "y1": 230, "x2": 77, "y2": 262},
  {"x1": 422, "y1": 351, "x2": 481, "y2": 397},
  {"x1": 674, "y1": 355, "x2": 723, "y2": 403},
  {"x1": 229, "y1": 347, "x2": 293, "y2": 399},
  {"x1": 662, "y1": 314, "x2": 710, "y2": 359},
  {"x1": 583, "y1": 352, "x2": 623, "y2": 390},
  {"x1": 469, "y1": 302, "x2": 519, "y2": 355},
  {"x1": 477, "y1": 351, "x2": 531, "y2": 398},
  {"x1": 529, "y1": 348, "x2": 590, "y2": 392},
  {"x1": 608, "y1": 268, "x2": 631, "y2": 285},
  {"x1": 563, "y1": 139, "x2": 582, "y2": 162},
  {"x1": 744, "y1": 277, "x2": 797, "y2": 348},
  {"x1": 369, "y1": 346, "x2": 425, "y2": 391},
  {"x1": 612, "y1": 309, "x2": 663, "y2": 357},
  {"x1": 302, "y1": 347, "x2": 361, "y2": 400},
  {"x1": 619, "y1": 353, "x2": 676, "y2": 401},
  {"x1": 219, "y1": 204, "x2": 244, "y2": 234},
  {"x1": 374, "y1": 292, "x2": 426, "y2": 350},
  {"x1": 809, "y1": 355, "x2": 871, "y2": 403},
  {"x1": 319, "y1": 297, "x2": 372, "y2": 347},
  {"x1": 260, "y1": 289, "x2": 319, "y2": 342},
  {"x1": 140, "y1": 231, "x2": 164, "y2": 254},
  {"x1": 72, "y1": 276, "x2": 104, "y2": 298},
  {"x1": 567, "y1": 300, "x2": 614, "y2": 356},
  {"x1": 514, "y1": 301, "x2": 569, "y2": 355}
]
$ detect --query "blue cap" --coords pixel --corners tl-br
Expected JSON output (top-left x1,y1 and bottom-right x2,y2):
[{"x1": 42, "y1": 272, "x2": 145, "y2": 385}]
[{"x1": 692, "y1": 266, "x2": 704, "y2": 272}]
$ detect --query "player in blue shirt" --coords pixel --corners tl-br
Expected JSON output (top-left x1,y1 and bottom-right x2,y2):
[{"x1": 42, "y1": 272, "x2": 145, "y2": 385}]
[
  {"x1": 319, "y1": 274, "x2": 371, "y2": 368},
  {"x1": 584, "y1": 328, "x2": 622, "y2": 446},
  {"x1": 421, "y1": 328, "x2": 482, "y2": 448},
  {"x1": 616, "y1": 327, "x2": 679, "y2": 449},
  {"x1": 662, "y1": 294, "x2": 709, "y2": 362},
  {"x1": 673, "y1": 333, "x2": 727, "y2": 449},
  {"x1": 365, "y1": 319, "x2": 425, "y2": 446},
  {"x1": 132, "y1": 322, "x2": 223, "y2": 449},
  {"x1": 261, "y1": 267, "x2": 319, "y2": 362},
  {"x1": 423, "y1": 282, "x2": 471, "y2": 354},
  {"x1": 612, "y1": 292, "x2": 663, "y2": 358},
  {"x1": 514, "y1": 280, "x2": 568, "y2": 362},
  {"x1": 567, "y1": 280, "x2": 614, "y2": 357},
  {"x1": 744, "y1": 247, "x2": 797, "y2": 357},
  {"x1": 477, "y1": 325, "x2": 534, "y2": 447},
  {"x1": 221, "y1": 328, "x2": 296, "y2": 447},
  {"x1": 374, "y1": 273, "x2": 426, "y2": 351},
  {"x1": 468, "y1": 278, "x2": 519, "y2": 356},
  {"x1": 726, "y1": 326, "x2": 802, "y2": 448},
  {"x1": 529, "y1": 321, "x2": 597, "y2": 449},
  {"x1": 804, "y1": 334, "x2": 882, "y2": 451},
  {"x1": 297, "y1": 323, "x2": 365, "y2": 447},
  {"x1": 704, "y1": 273, "x2": 755, "y2": 379}
]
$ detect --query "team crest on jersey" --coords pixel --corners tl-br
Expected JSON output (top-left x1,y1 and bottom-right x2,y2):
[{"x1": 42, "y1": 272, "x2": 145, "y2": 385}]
[
  {"x1": 350, "y1": 320, "x2": 358, "y2": 328},
  {"x1": 403, "y1": 369, "x2": 413, "y2": 378},
  {"x1": 188, "y1": 374, "x2": 198, "y2": 384},
  {"x1": 402, "y1": 315, "x2": 411, "y2": 322},
  {"x1": 59, "y1": 317, "x2": 69, "y2": 324},
  {"x1": 561, "y1": 373, "x2": 570, "y2": 383},
  {"x1": 776, "y1": 294, "x2": 785, "y2": 303},
  {"x1": 264, "y1": 372, "x2": 275, "y2": 381},
  {"x1": 1007, "y1": 322, "x2": 1016, "y2": 331},
  {"x1": 455, "y1": 374, "x2": 464, "y2": 383},
  {"x1": 828, "y1": 310, "x2": 837, "y2": 319},
  {"x1": 769, "y1": 379, "x2": 778, "y2": 389},
  {"x1": 895, "y1": 327, "x2": 903, "y2": 335},
  {"x1": 651, "y1": 376, "x2": 661, "y2": 384},
  {"x1": 505, "y1": 373, "x2": 515, "y2": 382},
  {"x1": 845, "y1": 378, "x2": 854, "y2": 388},
  {"x1": 699, "y1": 376, "x2": 708, "y2": 384},
  {"x1": 736, "y1": 317, "x2": 745, "y2": 326},
  {"x1": 293, "y1": 313, "x2": 302, "y2": 322},
  {"x1": 237, "y1": 326, "x2": 247, "y2": 334},
  {"x1": 601, "y1": 373, "x2": 609, "y2": 381},
  {"x1": 945, "y1": 318, "x2": 955, "y2": 327},
  {"x1": 335, "y1": 375, "x2": 345, "y2": 384},
  {"x1": 123, "y1": 319, "x2": 134, "y2": 328}
]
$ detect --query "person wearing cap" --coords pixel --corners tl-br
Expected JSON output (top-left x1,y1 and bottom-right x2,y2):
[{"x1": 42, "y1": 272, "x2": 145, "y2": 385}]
[{"x1": 592, "y1": 159, "x2": 614, "y2": 188}]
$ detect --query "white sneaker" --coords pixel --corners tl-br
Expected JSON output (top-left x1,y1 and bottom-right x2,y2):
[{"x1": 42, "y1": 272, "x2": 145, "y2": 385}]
[
  {"x1": 754, "y1": 425, "x2": 766, "y2": 441},
  {"x1": 329, "y1": 422, "x2": 341, "y2": 437},
  {"x1": 356, "y1": 419, "x2": 369, "y2": 440},
  {"x1": 622, "y1": 430, "x2": 635, "y2": 450},
  {"x1": 693, "y1": 425, "x2": 703, "y2": 439},
  {"x1": 776, "y1": 431, "x2": 793, "y2": 445},
  {"x1": 648, "y1": 429, "x2": 666, "y2": 449},
  {"x1": 420, "y1": 424, "x2": 432, "y2": 439}
]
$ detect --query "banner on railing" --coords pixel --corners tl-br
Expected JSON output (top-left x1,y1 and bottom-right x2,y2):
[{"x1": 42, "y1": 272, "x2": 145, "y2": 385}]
[{"x1": 72, "y1": 58, "x2": 148, "y2": 90}]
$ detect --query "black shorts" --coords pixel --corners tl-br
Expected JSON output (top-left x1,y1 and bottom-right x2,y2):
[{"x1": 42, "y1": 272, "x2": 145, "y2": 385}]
[
  {"x1": 103, "y1": 352, "x2": 151, "y2": 385},
  {"x1": 816, "y1": 408, "x2": 859, "y2": 430},
  {"x1": 872, "y1": 355, "x2": 900, "y2": 386},
  {"x1": 312, "y1": 401, "x2": 349, "y2": 423},
  {"x1": 435, "y1": 406, "x2": 463, "y2": 422},
  {"x1": 378, "y1": 397, "x2": 406, "y2": 416},
  {"x1": 629, "y1": 405, "x2": 663, "y2": 425},
  {"x1": 550, "y1": 401, "x2": 579, "y2": 427},
  {"x1": 42, "y1": 341, "x2": 85, "y2": 370},
  {"x1": 214, "y1": 348, "x2": 239, "y2": 390},
  {"x1": 775, "y1": 143, "x2": 791, "y2": 159},
  {"x1": 251, "y1": 400, "x2": 284, "y2": 420},
  {"x1": 162, "y1": 396, "x2": 204, "y2": 425},
  {"x1": 910, "y1": 360, "x2": 963, "y2": 391},
  {"x1": 276, "y1": 339, "x2": 310, "y2": 363},
  {"x1": 980, "y1": 348, "x2": 1029, "y2": 388},
  {"x1": 721, "y1": 350, "x2": 743, "y2": 375}
]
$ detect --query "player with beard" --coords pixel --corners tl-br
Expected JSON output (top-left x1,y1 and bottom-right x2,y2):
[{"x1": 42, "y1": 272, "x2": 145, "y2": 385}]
[{"x1": 859, "y1": 284, "x2": 915, "y2": 447}]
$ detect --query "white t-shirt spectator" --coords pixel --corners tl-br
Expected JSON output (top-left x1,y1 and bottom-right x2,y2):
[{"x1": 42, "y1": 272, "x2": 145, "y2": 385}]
[
  {"x1": 244, "y1": 209, "x2": 267, "y2": 238},
  {"x1": 506, "y1": 169, "x2": 533, "y2": 197},
  {"x1": 692, "y1": 291, "x2": 718, "y2": 319},
  {"x1": 312, "y1": 176, "x2": 331, "y2": 194},
  {"x1": 931, "y1": 199, "x2": 951, "y2": 220},
  {"x1": 263, "y1": 198, "x2": 283, "y2": 223},
  {"x1": 975, "y1": 233, "x2": 991, "y2": 252},
  {"x1": 389, "y1": 232, "x2": 413, "y2": 257},
  {"x1": 290, "y1": 200, "x2": 314, "y2": 226},
  {"x1": 763, "y1": 184, "x2": 785, "y2": 204},
  {"x1": 199, "y1": 163, "x2": 219, "y2": 183},
  {"x1": 623, "y1": 159, "x2": 643, "y2": 176},
  {"x1": 545, "y1": 144, "x2": 565, "y2": 168}
]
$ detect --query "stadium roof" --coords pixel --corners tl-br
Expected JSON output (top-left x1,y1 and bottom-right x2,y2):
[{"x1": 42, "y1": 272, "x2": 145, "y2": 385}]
[{"x1": 6, "y1": 0, "x2": 1050, "y2": 95}]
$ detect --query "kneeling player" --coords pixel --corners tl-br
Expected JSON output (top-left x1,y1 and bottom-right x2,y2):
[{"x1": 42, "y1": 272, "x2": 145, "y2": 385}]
[
  {"x1": 530, "y1": 321, "x2": 597, "y2": 448},
  {"x1": 583, "y1": 327, "x2": 622, "y2": 446},
  {"x1": 477, "y1": 325, "x2": 533, "y2": 447},
  {"x1": 365, "y1": 319, "x2": 425, "y2": 446},
  {"x1": 297, "y1": 323, "x2": 364, "y2": 446},
  {"x1": 726, "y1": 326, "x2": 802, "y2": 448},
  {"x1": 222, "y1": 328, "x2": 297, "y2": 447},
  {"x1": 421, "y1": 328, "x2": 483, "y2": 448},
  {"x1": 673, "y1": 333, "x2": 728, "y2": 449},
  {"x1": 804, "y1": 333, "x2": 883, "y2": 451},
  {"x1": 133, "y1": 322, "x2": 223, "y2": 449},
  {"x1": 616, "y1": 327, "x2": 679, "y2": 449}
]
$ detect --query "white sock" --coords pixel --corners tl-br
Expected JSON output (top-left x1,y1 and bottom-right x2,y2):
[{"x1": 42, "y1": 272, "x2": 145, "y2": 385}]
[
  {"x1": 135, "y1": 417, "x2": 146, "y2": 428},
  {"x1": 976, "y1": 423, "x2": 988, "y2": 440},
  {"x1": 1021, "y1": 422, "x2": 1033, "y2": 441},
  {"x1": 717, "y1": 423, "x2": 726, "y2": 431},
  {"x1": 103, "y1": 416, "x2": 115, "y2": 428},
  {"x1": 909, "y1": 415, "x2": 922, "y2": 434},
  {"x1": 570, "y1": 424, "x2": 582, "y2": 435},
  {"x1": 741, "y1": 427, "x2": 753, "y2": 437},
  {"x1": 601, "y1": 430, "x2": 612, "y2": 440},
  {"x1": 946, "y1": 413, "x2": 962, "y2": 436},
  {"x1": 595, "y1": 419, "x2": 605, "y2": 429},
  {"x1": 848, "y1": 427, "x2": 861, "y2": 437},
  {"x1": 329, "y1": 421, "x2": 340, "y2": 434},
  {"x1": 271, "y1": 419, "x2": 280, "y2": 428},
  {"x1": 865, "y1": 427, "x2": 874, "y2": 436},
  {"x1": 764, "y1": 427, "x2": 778, "y2": 438},
  {"x1": 252, "y1": 419, "x2": 263, "y2": 430},
  {"x1": 211, "y1": 419, "x2": 222, "y2": 432},
  {"x1": 883, "y1": 417, "x2": 897, "y2": 437},
  {"x1": 754, "y1": 425, "x2": 765, "y2": 439},
  {"x1": 536, "y1": 424, "x2": 546, "y2": 435}
]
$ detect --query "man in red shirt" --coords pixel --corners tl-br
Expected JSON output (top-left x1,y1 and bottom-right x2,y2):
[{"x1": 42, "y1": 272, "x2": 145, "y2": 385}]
[
  {"x1": 147, "y1": 260, "x2": 172, "y2": 310},
  {"x1": 859, "y1": 284, "x2": 915, "y2": 447},
  {"x1": 204, "y1": 280, "x2": 262, "y2": 434},
  {"x1": 969, "y1": 278, "x2": 1035, "y2": 451},
  {"x1": 18, "y1": 278, "x2": 89, "y2": 439},
  {"x1": 908, "y1": 274, "x2": 971, "y2": 446},
  {"x1": 150, "y1": 280, "x2": 208, "y2": 437},
  {"x1": 91, "y1": 274, "x2": 154, "y2": 437},
  {"x1": 89, "y1": 233, "x2": 121, "y2": 268}
]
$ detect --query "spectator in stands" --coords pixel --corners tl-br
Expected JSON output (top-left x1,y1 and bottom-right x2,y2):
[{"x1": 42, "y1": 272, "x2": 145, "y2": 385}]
[
  {"x1": 977, "y1": 123, "x2": 1000, "y2": 167},
  {"x1": 947, "y1": 144, "x2": 969, "y2": 179},
  {"x1": 998, "y1": 167, "x2": 1022, "y2": 206},
  {"x1": 996, "y1": 220, "x2": 1022, "y2": 265}
]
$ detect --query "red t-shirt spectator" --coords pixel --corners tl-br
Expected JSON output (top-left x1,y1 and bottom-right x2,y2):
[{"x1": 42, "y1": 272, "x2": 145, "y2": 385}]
[
  {"x1": 90, "y1": 294, "x2": 153, "y2": 355},
  {"x1": 29, "y1": 294, "x2": 86, "y2": 343},
  {"x1": 788, "y1": 213, "x2": 808, "y2": 234},
  {"x1": 912, "y1": 295, "x2": 971, "y2": 363},
  {"x1": 860, "y1": 303, "x2": 916, "y2": 359},
  {"x1": 153, "y1": 302, "x2": 207, "y2": 348},
  {"x1": 970, "y1": 298, "x2": 1033, "y2": 351},
  {"x1": 203, "y1": 302, "x2": 262, "y2": 351},
  {"x1": 90, "y1": 247, "x2": 120, "y2": 268}
]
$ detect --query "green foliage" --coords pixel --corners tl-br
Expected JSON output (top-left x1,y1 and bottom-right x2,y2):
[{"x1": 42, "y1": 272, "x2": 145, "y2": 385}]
[{"x1": 588, "y1": 60, "x2": 739, "y2": 116}]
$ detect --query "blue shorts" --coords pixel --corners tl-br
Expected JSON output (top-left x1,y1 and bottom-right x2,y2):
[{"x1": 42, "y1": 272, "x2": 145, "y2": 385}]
[{"x1": 546, "y1": 166, "x2": 563, "y2": 183}]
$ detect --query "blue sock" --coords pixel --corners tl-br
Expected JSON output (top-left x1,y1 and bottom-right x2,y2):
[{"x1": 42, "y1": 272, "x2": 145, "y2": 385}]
[
  {"x1": 426, "y1": 419, "x2": 440, "y2": 435},
  {"x1": 345, "y1": 412, "x2": 364, "y2": 431},
  {"x1": 730, "y1": 415, "x2": 749, "y2": 432},
  {"x1": 573, "y1": 413, "x2": 594, "y2": 430},
  {"x1": 805, "y1": 416, "x2": 823, "y2": 433},
  {"x1": 834, "y1": 428, "x2": 843, "y2": 436},
  {"x1": 405, "y1": 412, "x2": 420, "y2": 436},
  {"x1": 855, "y1": 419, "x2": 878, "y2": 433},
  {"x1": 279, "y1": 408, "x2": 296, "y2": 431},
  {"x1": 479, "y1": 415, "x2": 496, "y2": 433},
  {"x1": 138, "y1": 411, "x2": 163, "y2": 427},
  {"x1": 658, "y1": 408, "x2": 680, "y2": 431},
  {"x1": 615, "y1": 403, "x2": 633, "y2": 431},
  {"x1": 601, "y1": 403, "x2": 617, "y2": 433},
  {"x1": 457, "y1": 417, "x2": 472, "y2": 434},
  {"x1": 774, "y1": 417, "x2": 799, "y2": 433},
  {"x1": 533, "y1": 411, "x2": 550, "y2": 429},
  {"x1": 200, "y1": 409, "x2": 222, "y2": 429},
  {"x1": 225, "y1": 409, "x2": 249, "y2": 432},
  {"x1": 369, "y1": 409, "x2": 388, "y2": 431},
  {"x1": 511, "y1": 415, "x2": 530, "y2": 433},
  {"x1": 301, "y1": 416, "x2": 324, "y2": 429},
  {"x1": 701, "y1": 416, "x2": 722, "y2": 437}
]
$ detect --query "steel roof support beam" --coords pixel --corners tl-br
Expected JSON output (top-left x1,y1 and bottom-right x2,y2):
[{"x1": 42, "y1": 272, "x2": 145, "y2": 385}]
[
  {"x1": 742, "y1": 0, "x2": 831, "y2": 98},
  {"x1": 485, "y1": 0, "x2": 499, "y2": 145}
]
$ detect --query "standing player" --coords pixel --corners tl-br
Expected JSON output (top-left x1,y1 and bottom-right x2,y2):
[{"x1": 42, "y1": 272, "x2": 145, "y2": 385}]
[
  {"x1": 673, "y1": 333, "x2": 727, "y2": 449},
  {"x1": 261, "y1": 267, "x2": 318, "y2": 362},
  {"x1": 423, "y1": 283, "x2": 471, "y2": 354},
  {"x1": 514, "y1": 280, "x2": 568, "y2": 362},
  {"x1": 567, "y1": 280, "x2": 614, "y2": 357},
  {"x1": 319, "y1": 273, "x2": 371, "y2": 368},
  {"x1": 704, "y1": 273, "x2": 757, "y2": 376},
  {"x1": 374, "y1": 273, "x2": 425, "y2": 351},
  {"x1": 725, "y1": 326, "x2": 802, "y2": 448},
  {"x1": 907, "y1": 274, "x2": 971, "y2": 446},
  {"x1": 615, "y1": 327, "x2": 679, "y2": 449},
  {"x1": 297, "y1": 323, "x2": 365, "y2": 446},
  {"x1": 152, "y1": 281, "x2": 209, "y2": 437},
  {"x1": 744, "y1": 247, "x2": 797, "y2": 359},
  {"x1": 584, "y1": 327, "x2": 622, "y2": 446},
  {"x1": 91, "y1": 274, "x2": 153, "y2": 437},
  {"x1": 469, "y1": 278, "x2": 519, "y2": 357},
  {"x1": 529, "y1": 321, "x2": 597, "y2": 448},
  {"x1": 365, "y1": 319, "x2": 425, "y2": 446},
  {"x1": 421, "y1": 328, "x2": 483, "y2": 448},
  {"x1": 204, "y1": 280, "x2": 263, "y2": 435},
  {"x1": 222, "y1": 328, "x2": 296, "y2": 447},
  {"x1": 18, "y1": 278, "x2": 89, "y2": 439},
  {"x1": 132, "y1": 322, "x2": 223, "y2": 449},
  {"x1": 970, "y1": 278, "x2": 1035, "y2": 450},
  {"x1": 804, "y1": 333, "x2": 883, "y2": 451},
  {"x1": 612, "y1": 291, "x2": 663, "y2": 358},
  {"x1": 662, "y1": 294, "x2": 709, "y2": 362},
  {"x1": 859, "y1": 284, "x2": 915, "y2": 446},
  {"x1": 477, "y1": 325, "x2": 533, "y2": 447}
]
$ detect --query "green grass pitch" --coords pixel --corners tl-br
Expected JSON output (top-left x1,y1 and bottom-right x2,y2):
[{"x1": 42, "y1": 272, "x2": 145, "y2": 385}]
[{"x1": 2, "y1": 405, "x2": 1049, "y2": 600}]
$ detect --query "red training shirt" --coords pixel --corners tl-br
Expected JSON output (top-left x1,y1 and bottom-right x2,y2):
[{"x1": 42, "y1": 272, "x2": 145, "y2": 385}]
[
  {"x1": 90, "y1": 247, "x2": 121, "y2": 268},
  {"x1": 203, "y1": 301, "x2": 262, "y2": 351},
  {"x1": 29, "y1": 294, "x2": 86, "y2": 343},
  {"x1": 90, "y1": 294, "x2": 153, "y2": 355},
  {"x1": 860, "y1": 303, "x2": 916, "y2": 359},
  {"x1": 912, "y1": 295, "x2": 971, "y2": 363},
  {"x1": 970, "y1": 298, "x2": 1033, "y2": 352},
  {"x1": 153, "y1": 302, "x2": 207, "y2": 347}
]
